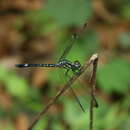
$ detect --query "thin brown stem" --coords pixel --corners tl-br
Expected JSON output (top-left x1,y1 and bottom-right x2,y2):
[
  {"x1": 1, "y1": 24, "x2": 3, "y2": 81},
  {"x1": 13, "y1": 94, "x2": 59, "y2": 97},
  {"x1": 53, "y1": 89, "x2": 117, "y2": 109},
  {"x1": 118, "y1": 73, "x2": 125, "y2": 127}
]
[
  {"x1": 28, "y1": 54, "x2": 98, "y2": 130},
  {"x1": 89, "y1": 55, "x2": 98, "y2": 130}
]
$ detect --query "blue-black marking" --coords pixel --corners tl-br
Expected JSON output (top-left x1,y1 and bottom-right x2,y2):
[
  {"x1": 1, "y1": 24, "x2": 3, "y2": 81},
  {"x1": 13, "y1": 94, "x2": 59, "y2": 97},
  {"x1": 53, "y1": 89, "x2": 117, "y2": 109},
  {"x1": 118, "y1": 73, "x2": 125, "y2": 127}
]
[{"x1": 16, "y1": 59, "x2": 81, "y2": 73}]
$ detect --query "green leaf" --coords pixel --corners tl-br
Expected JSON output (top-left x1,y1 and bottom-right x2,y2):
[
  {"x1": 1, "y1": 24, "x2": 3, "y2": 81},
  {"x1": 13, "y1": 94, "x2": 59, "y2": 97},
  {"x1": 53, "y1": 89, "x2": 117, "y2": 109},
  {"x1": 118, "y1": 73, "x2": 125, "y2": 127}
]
[
  {"x1": 45, "y1": 0, "x2": 92, "y2": 26},
  {"x1": 52, "y1": 123, "x2": 64, "y2": 130},
  {"x1": 97, "y1": 58, "x2": 130, "y2": 93},
  {"x1": 6, "y1": 76, "x2": 29, "y2": 98},
  {"x1": 63, "y1": 99, "x2": 89, "y2": 129},
  {"x1": 0, "y1": 66, "x2": 30, "y2": 99},
  {"x1": 33, "y1": 117, "x2": 48, "y2": 130}
]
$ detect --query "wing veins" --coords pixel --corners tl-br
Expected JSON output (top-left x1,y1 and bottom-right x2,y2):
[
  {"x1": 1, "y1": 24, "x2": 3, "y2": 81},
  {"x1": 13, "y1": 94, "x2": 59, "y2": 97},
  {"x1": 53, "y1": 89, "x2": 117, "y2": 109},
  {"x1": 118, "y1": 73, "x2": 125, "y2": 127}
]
[
  {"x1": 58, "y1": 22, "x2": 88, "y2": 62},
  {"x1": 70, "y1": 87, "x2": 86, "y2": 113}
]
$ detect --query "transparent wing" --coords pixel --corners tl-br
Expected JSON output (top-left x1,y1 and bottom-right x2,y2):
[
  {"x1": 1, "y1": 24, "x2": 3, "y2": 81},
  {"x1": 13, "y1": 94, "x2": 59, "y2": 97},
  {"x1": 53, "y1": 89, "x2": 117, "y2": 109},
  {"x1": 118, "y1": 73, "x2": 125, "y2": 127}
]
[
  {"x1": 70, "y1": 87, "x2": 86, "y2": 113},
  {"x1": 58, "y1": 34, "x2": 78, "y2": 62},
  {"x1": 63, "y1": 64, "x2": 96, "y2": 113},
  {"x1": 71, "y1": 78, "x2": 90, "y2": 112},
  {"x1": 60, "y1": 71, "x2": 90, "y2": 113},
  {"x1": 57, "y1": 22, "x2": 89, "y2": 112},
  {"x1": 58, "y1": 22, "x2": 88, "y2": 62},
  {"x1": 63, "y1": 80, "x2": 90, "y2": 113}
]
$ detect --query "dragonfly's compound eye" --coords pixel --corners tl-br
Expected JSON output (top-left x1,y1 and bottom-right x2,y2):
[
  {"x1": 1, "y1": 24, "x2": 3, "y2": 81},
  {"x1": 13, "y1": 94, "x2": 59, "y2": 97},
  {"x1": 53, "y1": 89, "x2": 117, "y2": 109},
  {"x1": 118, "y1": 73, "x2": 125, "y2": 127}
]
[{"x1": 74, "y1": 60, "x2": 81, "y2": 68}]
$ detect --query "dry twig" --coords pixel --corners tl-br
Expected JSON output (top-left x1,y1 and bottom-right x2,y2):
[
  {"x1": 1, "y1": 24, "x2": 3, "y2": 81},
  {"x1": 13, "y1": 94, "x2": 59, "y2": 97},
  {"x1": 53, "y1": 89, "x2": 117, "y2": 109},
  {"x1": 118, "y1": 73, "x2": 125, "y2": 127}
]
[{"x1": 89, "y1": 54, "x2": 98, "y2": 130}]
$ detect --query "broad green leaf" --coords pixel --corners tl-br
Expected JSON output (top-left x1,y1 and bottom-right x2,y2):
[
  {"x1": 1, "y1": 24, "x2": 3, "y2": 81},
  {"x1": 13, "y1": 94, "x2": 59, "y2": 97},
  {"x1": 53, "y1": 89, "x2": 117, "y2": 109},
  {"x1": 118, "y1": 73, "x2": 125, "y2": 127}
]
[
  {"x1": 97, "y1": 58, "x2": 130, "y2": 93},
  {"x1": 0, "y1": 66, "x2": 30, "y2": 99},
  {"x1": 63, "y1": 99, "x2": 89, "y2": 129},
  {"x1": 45, "y1": 0, "x2": 92, "y2": 26},
  {"x1": 6, "y1": 76, "x2": 29, "y2": 98},
  {"x1": 33, "y1": 117, "x2": 48, "y2": 130}
]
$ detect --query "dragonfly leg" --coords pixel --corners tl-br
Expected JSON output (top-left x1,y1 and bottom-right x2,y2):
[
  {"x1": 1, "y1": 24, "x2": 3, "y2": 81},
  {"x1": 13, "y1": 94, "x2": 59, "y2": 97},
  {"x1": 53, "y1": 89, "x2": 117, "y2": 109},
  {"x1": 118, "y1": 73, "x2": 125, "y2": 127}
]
[
  {"x1": 72, "y1": 70, "x2": 79, "y2": 76},
  {"x1": 65, "y1": 69, "x2": 85, "y2": 112},
  {"x1": 65, "y1": 69, "x2": 70, "y2": 77}
]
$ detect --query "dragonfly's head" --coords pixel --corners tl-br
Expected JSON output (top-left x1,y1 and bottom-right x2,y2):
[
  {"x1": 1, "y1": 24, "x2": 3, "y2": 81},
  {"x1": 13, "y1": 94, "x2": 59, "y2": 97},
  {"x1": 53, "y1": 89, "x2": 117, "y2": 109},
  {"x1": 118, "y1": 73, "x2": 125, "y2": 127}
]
[{"x1": 74, "y1": 60, "x2": 81, "y2": 69}]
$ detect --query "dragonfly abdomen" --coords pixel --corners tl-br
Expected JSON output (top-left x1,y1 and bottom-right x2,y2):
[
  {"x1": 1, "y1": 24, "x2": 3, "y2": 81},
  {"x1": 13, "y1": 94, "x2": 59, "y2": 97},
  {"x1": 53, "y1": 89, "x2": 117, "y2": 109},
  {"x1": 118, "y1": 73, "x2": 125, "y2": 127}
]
[{"x1": 16, "y1": 64, "x2": 59, "y2": 68}]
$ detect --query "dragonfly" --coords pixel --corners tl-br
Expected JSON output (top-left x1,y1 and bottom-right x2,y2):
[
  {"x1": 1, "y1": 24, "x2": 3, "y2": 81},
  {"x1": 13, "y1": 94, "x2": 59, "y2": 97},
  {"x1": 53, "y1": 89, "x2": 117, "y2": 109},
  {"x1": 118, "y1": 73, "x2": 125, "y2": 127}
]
[
  {"x1": 16, "y1": 22, "x2": 97, "y2": 112},
  {"x1": 16, "y1": 23, "x2": 88, "y2": 76}
]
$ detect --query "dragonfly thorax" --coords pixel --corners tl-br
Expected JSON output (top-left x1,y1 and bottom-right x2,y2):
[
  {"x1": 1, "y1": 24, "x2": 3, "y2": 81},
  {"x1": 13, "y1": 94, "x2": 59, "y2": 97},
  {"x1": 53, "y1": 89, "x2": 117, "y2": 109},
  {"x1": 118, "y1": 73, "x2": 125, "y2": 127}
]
[
  {"x1": 70, "y1": 60, "x2": 81, "y2": 72},
  {"x1": 58, "y1": 59, "x2": 81, "y2": 72}
]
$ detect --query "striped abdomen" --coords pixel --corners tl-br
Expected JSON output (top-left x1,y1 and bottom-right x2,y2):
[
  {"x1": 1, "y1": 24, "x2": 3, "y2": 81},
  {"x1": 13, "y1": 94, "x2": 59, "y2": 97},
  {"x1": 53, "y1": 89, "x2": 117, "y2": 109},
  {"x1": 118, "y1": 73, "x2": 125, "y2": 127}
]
[{"x1": 16, "y1": 64, "x2": 59, "y2": 68}]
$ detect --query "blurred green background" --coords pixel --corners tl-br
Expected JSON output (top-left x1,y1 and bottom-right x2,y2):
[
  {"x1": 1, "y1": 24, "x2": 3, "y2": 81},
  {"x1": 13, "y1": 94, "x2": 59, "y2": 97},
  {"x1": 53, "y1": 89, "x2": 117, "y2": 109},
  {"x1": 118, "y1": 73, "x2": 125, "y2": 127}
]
[{"x1": 0, "y1": 0, "x2": 130, "y2": 130}]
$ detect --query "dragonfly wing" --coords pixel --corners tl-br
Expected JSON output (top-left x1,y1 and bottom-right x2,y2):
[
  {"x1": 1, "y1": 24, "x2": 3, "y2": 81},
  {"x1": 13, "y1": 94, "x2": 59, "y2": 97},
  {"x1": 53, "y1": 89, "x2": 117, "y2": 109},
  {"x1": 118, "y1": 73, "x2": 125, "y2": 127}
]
[
  {"x1": 58, "y1": 35, "x2": 77, "y2": 62},
  {"x1": 70, "y1": 87, "x2": 86, "y2": 113},
  {"x1": 58, "y1": 22, "x2": 88, "y2": 62}
]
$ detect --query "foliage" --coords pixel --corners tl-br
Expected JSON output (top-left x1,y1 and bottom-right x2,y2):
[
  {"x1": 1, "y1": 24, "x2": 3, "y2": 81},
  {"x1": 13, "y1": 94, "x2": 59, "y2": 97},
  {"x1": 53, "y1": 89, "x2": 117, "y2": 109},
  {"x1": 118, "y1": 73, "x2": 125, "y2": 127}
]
[
  {"x1": 44, "y1": 0, "x2": 92, "y2": 26},
  {"x1": 0, "y1": 0, "x2": 130, "y2": 130},
  {"x1": 97, "y1": 58, "x2": 130, "y2": 93}
]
